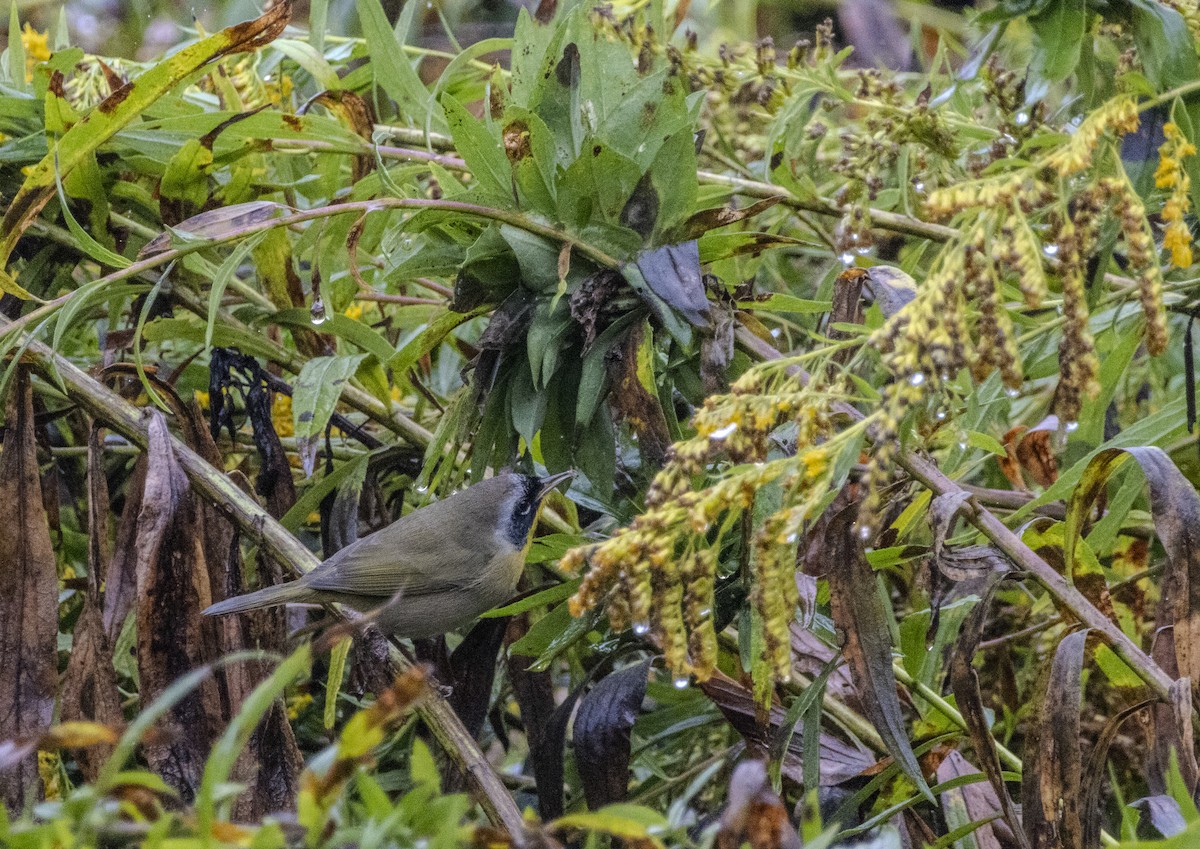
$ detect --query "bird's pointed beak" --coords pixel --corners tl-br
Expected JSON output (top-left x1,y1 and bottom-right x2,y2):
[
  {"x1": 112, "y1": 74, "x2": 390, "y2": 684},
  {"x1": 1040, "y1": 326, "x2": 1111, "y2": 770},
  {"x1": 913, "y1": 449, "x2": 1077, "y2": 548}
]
[{"x1": 538, "y1": 470, "x2": 576, "y2": 499}]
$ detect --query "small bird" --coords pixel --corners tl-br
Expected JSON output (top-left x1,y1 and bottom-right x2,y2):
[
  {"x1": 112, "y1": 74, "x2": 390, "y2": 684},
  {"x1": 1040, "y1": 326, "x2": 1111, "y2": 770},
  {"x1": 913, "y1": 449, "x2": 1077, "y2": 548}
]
[{"x1": 203, "y1": 470, "x2": 575, "y2": 638}]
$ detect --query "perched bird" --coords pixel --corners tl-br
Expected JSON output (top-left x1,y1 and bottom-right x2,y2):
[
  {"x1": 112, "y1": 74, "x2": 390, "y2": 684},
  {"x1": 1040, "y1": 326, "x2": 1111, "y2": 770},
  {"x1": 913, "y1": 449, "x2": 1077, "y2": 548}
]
[{"x1": 203, "y1": 470, "x2": 575, "y2": 638}]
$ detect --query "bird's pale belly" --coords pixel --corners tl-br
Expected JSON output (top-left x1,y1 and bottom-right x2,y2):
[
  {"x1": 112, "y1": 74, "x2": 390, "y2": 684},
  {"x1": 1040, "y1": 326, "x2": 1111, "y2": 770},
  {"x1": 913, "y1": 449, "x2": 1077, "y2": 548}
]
[{"x1": 342, "y1": 550, "x2": 525, "y2": 639}]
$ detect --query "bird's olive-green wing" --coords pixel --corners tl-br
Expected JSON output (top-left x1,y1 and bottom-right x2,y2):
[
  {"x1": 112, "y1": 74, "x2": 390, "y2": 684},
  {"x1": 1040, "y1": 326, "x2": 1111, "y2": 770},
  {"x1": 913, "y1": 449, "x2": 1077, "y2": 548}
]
[{"x1": 301, "y1": 486, "x2": 503, "y2": 597}]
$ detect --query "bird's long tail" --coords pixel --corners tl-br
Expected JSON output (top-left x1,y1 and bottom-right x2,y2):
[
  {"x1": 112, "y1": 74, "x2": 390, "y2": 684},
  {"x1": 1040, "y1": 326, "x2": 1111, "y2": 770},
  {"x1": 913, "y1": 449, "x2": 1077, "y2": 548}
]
[{"x1": 203, "y1": 581, "x2": 317, "y2": 616}]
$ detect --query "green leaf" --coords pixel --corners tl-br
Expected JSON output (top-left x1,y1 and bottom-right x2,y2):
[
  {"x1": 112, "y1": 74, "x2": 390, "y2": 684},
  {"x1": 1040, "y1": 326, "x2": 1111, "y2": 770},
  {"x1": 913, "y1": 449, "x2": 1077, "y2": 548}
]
[
  {"x1": 737, "y1": 294, "x2": 831, "y2": 314},
  {"x1": 356, "y1": 0, "x2": 439, "y2": 129},
  {"x1": 269, "y1": 307, "x2": 395, "y2": 365},
  {"x1": 324, "y1": 637, "x2": 352, "y2": 730},
  {"x1": 555, "y1": 804, "x2": 670, "y2": 842},
  {"x1": 387, "y1": 306, "x2": 489, "y2": 378},
  {"x1": 966, "y1": 431, "x2": 1006, "y2": 456},
  {"x1": 443, "y1": 93, "x2": 510, "y2": 198},
  {"x1": 482, "y1": 578, "x2": 582, "y2": 617},
  {"x1": 1127, "y1": 0, "x2": 1200, "y2": 91},
  {"x1": 1027, "y1": 0, "x2": 1086, "y2": 92},
  {"x1": 292, "y1": 354, "x2": 368, "y2": 476}
]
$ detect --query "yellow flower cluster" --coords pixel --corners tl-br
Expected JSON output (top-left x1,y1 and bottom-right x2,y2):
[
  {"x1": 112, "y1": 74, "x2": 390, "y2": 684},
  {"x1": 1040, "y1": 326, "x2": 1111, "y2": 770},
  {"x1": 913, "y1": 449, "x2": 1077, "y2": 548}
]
[
  {"x1": 1044, "y1": 94, "x2": 1139, "y2": 175},
  {"x1": 1155, "y1": 122, "x2": 1196, "y2": 269},
  {"x1": 21, "y1": 24, "x2": 50, "y2": 82},
  {"x1": 273, "y1": 391, "x2": 294, "y2": 437},
  {"x1": 567, "y1": 366, "x2": 839, "y2": 686}
]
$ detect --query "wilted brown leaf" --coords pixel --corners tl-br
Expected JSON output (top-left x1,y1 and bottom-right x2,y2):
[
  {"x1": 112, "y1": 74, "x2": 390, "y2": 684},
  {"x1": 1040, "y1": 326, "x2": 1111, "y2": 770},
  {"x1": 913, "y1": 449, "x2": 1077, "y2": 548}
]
[
  {"x1": 715, "y1": 760, "x2": 801, "y2": 849},
  {"x1": 135, "y1": 413, "x2": 223, "y2": 801},
  {"x1": 0, "y1": 371, "x2": 58, "y2": 812},
  {"x1": 698, "y1": 670, "x2": 874, "y2": 786},
  {"x1": 936, "y1": 750, "x2": 1009, "y2": 849},
  {"x1": 60, "y1": 426, "x2": 125, "y2": 782},
  {"x1": 1022, "y1": 629, "x2": 1088, "y2": 849},
  {"x1": 1082, "y1": 700, "x2": 1152, "y2": 849},
  {"x1": 825, "y1": 493, "x2": 933, "y2": 802},
  {"x1": 103, "y1": 455, "x2": 145, "y2": 640},
  {"x1": 608, "y1": 322, "x2": 672, "y2": 467},
  {"x1": 948, "y1": 577, "x2": 1028, "y2": 849},
  {"x1": 573, "y1": 660, "x2": 649, "y2": 809}
]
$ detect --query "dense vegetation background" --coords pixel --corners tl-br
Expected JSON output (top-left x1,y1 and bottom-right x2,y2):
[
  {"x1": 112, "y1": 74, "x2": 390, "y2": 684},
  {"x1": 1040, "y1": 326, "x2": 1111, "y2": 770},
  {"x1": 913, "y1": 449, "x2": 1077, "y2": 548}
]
[{"x1": 3, "y1": 0, "x2": 1200, "y2": 846}]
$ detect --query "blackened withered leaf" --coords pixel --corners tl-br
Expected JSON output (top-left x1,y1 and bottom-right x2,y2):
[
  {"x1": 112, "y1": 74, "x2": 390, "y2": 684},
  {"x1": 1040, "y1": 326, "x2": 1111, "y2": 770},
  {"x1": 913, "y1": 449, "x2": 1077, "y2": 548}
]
[
  {"x1": 1022, "y1": 629, "x2": 1088, "y2": 849},
  {"x1": 701, "y1": 288, "x2": 735, "y2": 394},
  {"x1": 620, "y1": 172, "x2": 659, "y2": 239},
  {"x1": 506, "y1": 613, "x2": 560, "y2": 813},
  {"x1": 60, "y1": 427, "x2": 124, "y2": 782},
  {"x1": 715, "y1": 759, "x2": 802, "y2": 849},
  {"x1": 466, "y1": 289, "x2": 537, "y2": 401},
  {"x1": 0, "y1": 371, "x2": 59, "y2": 812},
  {"x1": 570, "y1": 268, "x2": 623, "y2": 348},
  {"x1": 204, "y1": 467, "x2": 302, "y2": 822},
  {"x1": 698, "y1": 669, "x2": 873, "y2": 786},
  {"x1": 1072, "y1": 447, "x2": 1200, "y2": 709},
  {"x1": 532, "y1": 682, "x2": 584, "y2": 819},
  {"x1": 607, "y1": 322, "x2": 672, "y2": 467},
  {"x1": 678, "y1": 196, "x2": 783, "y2": 242},
  {"x1": 948, "y1": 577, "x2": 1028, "y2": 849},
  {"x1": 135, "y1": 413, "x2": 223, "y2": 801},
  {"x1": 572, "y1": 659, "x2": 650, "y2": 809},
  {"x1": 936, "y1": 750, "x2": 1008, "y2": 849},
  {"x1": 632, "y1": 241, "x2": 710, "y2": 328},
  {"x1": 104, "y1": 455, "x2": 145, "y2": 640},
  {"x1": 1081, "y1": 700, "x2": 1152, "y2": 849},
  {"x1": 826, "y1": 494, "x2": 933, "y2": 802},
  {"x1": 449, "y1": 617, "x2": 509, "y2": 739}
]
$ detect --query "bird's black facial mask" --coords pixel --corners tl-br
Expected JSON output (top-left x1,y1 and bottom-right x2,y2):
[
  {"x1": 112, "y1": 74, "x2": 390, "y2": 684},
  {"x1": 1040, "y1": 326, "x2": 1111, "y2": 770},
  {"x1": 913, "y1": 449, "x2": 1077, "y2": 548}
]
[{"x1": 503, "y1": 475, "x2": 546, "y2": 548}]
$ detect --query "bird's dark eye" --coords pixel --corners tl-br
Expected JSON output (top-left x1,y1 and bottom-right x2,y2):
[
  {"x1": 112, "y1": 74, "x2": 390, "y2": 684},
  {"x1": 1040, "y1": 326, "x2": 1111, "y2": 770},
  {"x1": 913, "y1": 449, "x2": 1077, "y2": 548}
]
[{"x1": 519, "y1": 503, "x2": 532, "y2": 514}]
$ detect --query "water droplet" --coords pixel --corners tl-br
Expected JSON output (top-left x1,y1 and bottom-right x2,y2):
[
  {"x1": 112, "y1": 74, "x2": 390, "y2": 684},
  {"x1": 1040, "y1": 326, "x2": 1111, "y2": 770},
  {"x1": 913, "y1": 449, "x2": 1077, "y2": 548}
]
[
  {"x1": 1065, "y1": 420, "x2": 1080, "y2": 432},
  {"x1": 770, "y1": 327, "x2": 781, "y2": 338},
  {"x1": 1043, "y1": 244, "x2": 1059, "y2": 257},
  {"x1": 939, "y1": 371, "x2": 951, "y2": 383},
  {"x1": 909, "y1": 372, "x2": 926, "y2": 387},
  {"x1": 415, "y1": 484, "x2": 428, "y2": 494},
  {"x1": 673, "y1": 677, "x2": 689, "y2": 689},
  {"x1": 935, "y1": 410, "x2": 947, "y2": 421},
  {"x1": 912, "y1": 181, "x2": 925, "y2": 193},
  {"x1": 849, "y1": 231, "x2": 861, "y2": 244},
  {"x1": 310, "y1": 298, "x2": 327, "y2": 325},
  {"x1": 401, "y1": 237, "x2": 414, "y2": 251},
  {"x1": 840, "y1": 252, "x2": 856, "y2": 266},
  {"x1": 699, "y1": 608, "x2": 711, "y2": 618},
  {"x1": 1005, "y1": 387, "x2": 1020, "y2": 398},
  {"x1": 709, "y1": 423, "x2": 738, "y2": 441},
  {"x1": 632, "y1": 622, "x2": 651, "y2": 636},
  {"x1": 1015, "y1": 112, "x2": 1030, "y2": 126},
  {"x1": 957, "y1": 432, "x2": 968, "y2": 450},
  {"x1": 858, "y1": 525, "x2": 872, "y2": 541},
  {"x1": 637, "y1": 143, "x2": 646, "y2": 154},
  {"x1": 785, "y1": 532, "x2": 798, "y2": 544}
]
